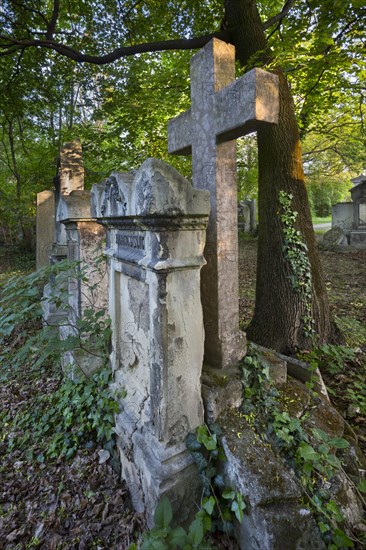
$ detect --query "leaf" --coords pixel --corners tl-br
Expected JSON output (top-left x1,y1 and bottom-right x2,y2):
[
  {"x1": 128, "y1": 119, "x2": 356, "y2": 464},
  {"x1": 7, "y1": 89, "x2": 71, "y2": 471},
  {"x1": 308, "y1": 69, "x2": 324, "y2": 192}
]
[
  {"x1": 297, "y1": 442, "x2": 319, "y2": 462},
  {"x1": 326, "y1": 500, "x2": 344, "y2": 523},
  {"x1": 188, "y1": 518, "x2": 204, "y2": 545},
  {"x1": 202, "y1": 496, "x2": 215, "y2": 516},
  {"x1": 328, "y1": 437, "x2": 349, "y2": 449},
  {"x1": 153, "y1": 496, "x2": 173, "y2": 529},
  {"x1": 222, "y1": 489, "x2": 235, "y2": 500},
  {"x1": 168, "y1": 526, "x2": 188, "y2": 548},
  {"x1": 312, "y1": 428, "x2": 329, "y2": 442},
  {"x1": 332, "y1": 528, "x2": 354, "y2": 548},
  {"x1": 186, "y1": 433, "x2": 202, "y2": 452},
  {"x1": 231, "y1": 497, "x2": 245, "y2": 523},
  {"x1": 357, "y1": 479, "x2": 366, "y2": 493}
]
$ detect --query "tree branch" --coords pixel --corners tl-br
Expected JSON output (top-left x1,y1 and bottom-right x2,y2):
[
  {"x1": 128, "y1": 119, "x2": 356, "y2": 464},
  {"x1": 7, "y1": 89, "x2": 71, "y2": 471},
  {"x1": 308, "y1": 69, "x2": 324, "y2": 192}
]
[
  {"x1": 263, "y1": 0, "x2": 296, "y2": 30},
  {"x1": 46, "y1": 0, "x2": 60, "y2": 40},
  {"x1": 0, "y1": 32, "x2": 229, "y2": 64}
]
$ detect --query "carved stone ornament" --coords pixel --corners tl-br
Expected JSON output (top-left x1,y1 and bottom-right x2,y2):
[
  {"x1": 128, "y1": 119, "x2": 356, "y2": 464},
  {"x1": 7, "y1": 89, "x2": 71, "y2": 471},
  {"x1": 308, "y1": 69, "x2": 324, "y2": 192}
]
[{"x1": 101, "y1": 175, "x2": 127, "y2": 216}]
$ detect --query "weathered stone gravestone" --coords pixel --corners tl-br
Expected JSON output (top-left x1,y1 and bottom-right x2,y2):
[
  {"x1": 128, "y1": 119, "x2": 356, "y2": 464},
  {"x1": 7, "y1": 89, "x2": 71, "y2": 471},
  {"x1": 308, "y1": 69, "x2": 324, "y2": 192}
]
[
  {"x1": 91, "y1": 158, "x2": 210, "y2": 526},
  {"x1": 238, "y1": 199, "x2": 256, "y2": 233},
  {"x1": 36, "y1": 191, "x2": 55, "y2": 270},
  {"x1": 57, "y1": 190, "x2": 107, "y2": 377},
  {"x1": 42, "y1": 140, "x2": 86, "y2": 325},
  {"x1": 349, "y1": 173, "x2": 366, "y2": 247},
  {"x1": 168, "y1": 38, "x2": 279, "y2": 368},
  {"x1": 331, "y1": 173, "x2": 366, "y2": 248},
  {"x1": 38, "y1": 140, "x2": 107, "y2": 377}
]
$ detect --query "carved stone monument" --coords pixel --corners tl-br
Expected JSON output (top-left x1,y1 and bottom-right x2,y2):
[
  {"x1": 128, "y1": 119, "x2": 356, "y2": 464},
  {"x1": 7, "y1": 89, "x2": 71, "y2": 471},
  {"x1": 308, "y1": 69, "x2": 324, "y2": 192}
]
[
  {"x1": 168, "y1": 38, "x2": 279, "y2": 368},
  {"x1": 331, "y1": 173, "x2": 366, "y2": 248},
  {"x1": 91, "y1": 158, "x2": 210, "y2": 526}
]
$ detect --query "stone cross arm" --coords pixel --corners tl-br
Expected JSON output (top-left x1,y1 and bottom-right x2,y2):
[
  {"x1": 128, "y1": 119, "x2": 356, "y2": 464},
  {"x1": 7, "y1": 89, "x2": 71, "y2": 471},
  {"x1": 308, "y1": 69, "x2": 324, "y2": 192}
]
[{"x1": 168, "y1": 68, "x2": 279, "y2": 155}]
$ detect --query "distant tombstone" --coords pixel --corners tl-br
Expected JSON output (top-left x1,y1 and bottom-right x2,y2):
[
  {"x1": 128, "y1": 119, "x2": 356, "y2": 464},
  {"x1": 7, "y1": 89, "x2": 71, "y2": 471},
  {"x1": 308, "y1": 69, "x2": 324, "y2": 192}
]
[
  {"x1": 331, "y1": 174, "x2": 366, "y2": 248},
  {"x1": 36, "y1": 190, "x2": 55, "y2": 269},
  {"x1": 57, "y1": 190, "x2": 107, "y2": 377},
  {"x1": 323, "y1": 226, "x2": 347, "y2": 246},
  {"x1": 92, "y1": 158, "x2": 210, "y2": 526},
  {"x1": 42, "y1": 139, "x2": 86, "y2": 325},
  {"x1": 350, "y1": 174, "x2": 366, "y2": 247},
  {"x1": 332, "y1": 203, "x2": 353, "y2": 235},
  {"x1": 168, "y1": 38, "x2": 279, "y2": 368},
  {"x1": 238, "y1": 199, "x2": 257, "y2": 233},
  {"x1": 54, "y1": 139, "x2": 85, "y2": 254}
]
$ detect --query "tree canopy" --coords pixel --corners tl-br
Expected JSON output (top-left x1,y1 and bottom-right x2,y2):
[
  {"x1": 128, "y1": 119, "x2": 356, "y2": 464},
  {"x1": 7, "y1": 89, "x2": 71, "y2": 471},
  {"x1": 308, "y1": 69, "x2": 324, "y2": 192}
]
[
  {"x1": 0, "y1": 0, "x2": 365, "y2": 350},
  {"x1": 0, "y1": 0, "x2": 364, "y2": 229}
]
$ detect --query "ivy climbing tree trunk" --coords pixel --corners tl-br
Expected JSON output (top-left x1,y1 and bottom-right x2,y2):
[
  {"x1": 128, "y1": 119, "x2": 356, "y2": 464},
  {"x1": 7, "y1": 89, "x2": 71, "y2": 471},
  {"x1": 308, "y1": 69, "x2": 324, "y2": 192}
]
[{"x1": 224, "y1": 0, "x2": 333, "y2": 353}]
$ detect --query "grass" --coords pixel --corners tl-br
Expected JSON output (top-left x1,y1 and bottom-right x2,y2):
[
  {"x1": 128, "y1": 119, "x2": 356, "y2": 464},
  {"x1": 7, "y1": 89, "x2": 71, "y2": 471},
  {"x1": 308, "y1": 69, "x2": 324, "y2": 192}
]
[{"x1": 311, "y1": 214, "x2": 332, "y2": 225}]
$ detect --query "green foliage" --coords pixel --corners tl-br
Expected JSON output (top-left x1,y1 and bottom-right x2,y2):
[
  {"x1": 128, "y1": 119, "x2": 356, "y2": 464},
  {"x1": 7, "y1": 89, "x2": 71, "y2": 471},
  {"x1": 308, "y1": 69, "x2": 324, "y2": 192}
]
[
  {"x1": 0, "y1": 258, "x2": 116, "y2": 461},
  {"x1": 279, "y1": 191, "x2": 315, "y2": 340},
  {"x1": 140, "y1": 496, "x2": 214, "y2": 550},
  {"x1": 334, "y1": 316, "x2": 366, "y2": 349},
  {"x1": 298, "y1": 345, "x2": 356, "y2": 376},
  {"x1": 186, "y1": 424, "x2": 246, "y2": 533},
  {"x1": 345, "y1": 373, "x2": 366, "y2": 416},
  {"x1": 140, "y1": 422, "x2": 246, "y2": 550},
  {"x1": 2, "y1": 366, "x2": 119, "y2": 461},
  {"x1": 240, "y1": 347, "x2": 363, "y2": 549},
  {"x1": 0, "y1": 259, "x2": 111, "y2": 374}
]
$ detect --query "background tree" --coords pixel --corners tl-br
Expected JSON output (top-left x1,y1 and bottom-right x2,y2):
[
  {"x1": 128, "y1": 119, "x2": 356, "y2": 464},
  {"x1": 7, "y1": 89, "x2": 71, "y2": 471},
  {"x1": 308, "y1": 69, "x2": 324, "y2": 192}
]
[{"x1": 0, "y1": 0, "x2": 365, "y2": 352}]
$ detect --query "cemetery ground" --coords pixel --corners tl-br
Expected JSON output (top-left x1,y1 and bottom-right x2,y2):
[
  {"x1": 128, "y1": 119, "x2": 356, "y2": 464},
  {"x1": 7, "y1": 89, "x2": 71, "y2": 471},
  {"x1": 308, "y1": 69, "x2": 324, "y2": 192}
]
[{"x1": 0, "y1": 238, "x2": 365, "y2": 549}]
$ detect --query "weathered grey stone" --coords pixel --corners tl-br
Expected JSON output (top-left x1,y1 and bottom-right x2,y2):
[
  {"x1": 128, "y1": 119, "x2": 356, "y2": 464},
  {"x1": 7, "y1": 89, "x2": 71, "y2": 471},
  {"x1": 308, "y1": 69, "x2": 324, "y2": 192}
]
[
  {"x1": 57, "y1": 190, "x2": 107, "y2": 377},
  {"x1": 323, "y1": 226, "x2": 347, "y2": 246},
  {"x1": 201, "y1": 366, "x2": 243, "y2": 424},
  {"x1": 92, "y1": 158, "x2": 210, "y2": 526},
  {"x1": 251, "y1": 343, "x2": 328, "y2": 397},
  {"x1": 36, "y1": 190, "x2": 55, "y2": 269},
  {"x1": 221, "y1": 411, "x2": 302, "y2": 507},
  {"x1": 219, "y1": 377, "x2": 365, "y2": 549},
  {"x1": 168, "y1": 38, "x2": 279, "y2": 369},
  {"x1": 219, "y1": 409, "x2": 325, "y2": 549},
  {"x1": 42, "y1": 140, "x2": 86, "y2": 326},
  {"x1": 332, "y1": 174, "x2": 366, "y2": 248},
  {"x1": 238, "y1": 199, "x2": 256, "y2": 233},
  {"x1": 58, "y1": 139, "x2": 84, "y2": 196},
  {"x1": 332, "y1": 203, "x2": 353, "y2": 234}
]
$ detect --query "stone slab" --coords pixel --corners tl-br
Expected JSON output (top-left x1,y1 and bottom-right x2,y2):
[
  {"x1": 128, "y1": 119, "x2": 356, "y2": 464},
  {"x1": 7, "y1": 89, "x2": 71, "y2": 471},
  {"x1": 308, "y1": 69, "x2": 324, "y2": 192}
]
[{"x1": 36, "y1": 190, "x2": 55, "y2": 269}]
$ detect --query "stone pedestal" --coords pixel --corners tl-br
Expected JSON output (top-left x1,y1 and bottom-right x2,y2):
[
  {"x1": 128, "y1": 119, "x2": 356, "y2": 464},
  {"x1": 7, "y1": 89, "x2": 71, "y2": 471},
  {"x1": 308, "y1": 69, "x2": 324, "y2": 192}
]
[{"x1": 92, "y1": 158, "x2": 210, "y2": 525}]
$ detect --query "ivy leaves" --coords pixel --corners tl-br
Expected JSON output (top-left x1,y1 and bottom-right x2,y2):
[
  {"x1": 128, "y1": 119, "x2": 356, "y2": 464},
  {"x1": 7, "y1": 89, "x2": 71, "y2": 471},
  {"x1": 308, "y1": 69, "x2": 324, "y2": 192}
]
[{"x1": 279, "y1": 191, "x2": 315, "y2": 340}]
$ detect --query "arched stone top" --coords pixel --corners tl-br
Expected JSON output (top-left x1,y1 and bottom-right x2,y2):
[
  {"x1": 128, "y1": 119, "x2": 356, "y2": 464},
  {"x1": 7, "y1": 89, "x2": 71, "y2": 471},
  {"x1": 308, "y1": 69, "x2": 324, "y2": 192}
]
[{"x1": 91, "y1": 158, "x2": 210, "y2": 219}]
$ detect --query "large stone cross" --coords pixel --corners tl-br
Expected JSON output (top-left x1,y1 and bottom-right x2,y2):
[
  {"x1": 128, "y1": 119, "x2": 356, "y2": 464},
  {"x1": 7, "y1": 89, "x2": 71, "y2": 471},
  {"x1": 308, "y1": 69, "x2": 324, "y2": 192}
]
[{"x1": 168, "y1": 38, "x2": 279, "y2": 369}]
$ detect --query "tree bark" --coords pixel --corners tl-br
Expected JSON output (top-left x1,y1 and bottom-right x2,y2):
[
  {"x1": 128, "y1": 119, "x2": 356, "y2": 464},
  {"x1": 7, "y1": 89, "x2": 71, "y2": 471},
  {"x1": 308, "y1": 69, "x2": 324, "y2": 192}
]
[{"x1": 225, "y1": 0, "x2": 333, "y2": 353}]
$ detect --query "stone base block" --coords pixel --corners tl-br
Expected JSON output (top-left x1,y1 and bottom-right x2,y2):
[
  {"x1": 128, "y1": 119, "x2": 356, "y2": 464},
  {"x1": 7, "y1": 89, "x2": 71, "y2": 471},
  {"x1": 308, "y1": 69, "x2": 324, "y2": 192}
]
[
  {"x1": 201, "y1": 366, "x2": 243, "y2": 424},
  {"x1": 219, "y1": 409, "x2": 325, "y2": 549},
  {"x1": 117, "y1": 430, "x2": 201, "y2": 528},
  {"x1": 239, "y1": 503, "x2": 325, "y2": 550},
  {"x1": 350, "y1": 230, "x2": 366, "y2": 248}
]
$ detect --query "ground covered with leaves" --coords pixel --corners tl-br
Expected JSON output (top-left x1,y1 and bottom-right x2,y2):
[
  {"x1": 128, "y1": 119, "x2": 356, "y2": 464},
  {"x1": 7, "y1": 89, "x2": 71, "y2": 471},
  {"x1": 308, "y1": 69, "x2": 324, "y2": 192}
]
[{"x1": 0, "y1": 240, "x2": 365, "y2": 549}]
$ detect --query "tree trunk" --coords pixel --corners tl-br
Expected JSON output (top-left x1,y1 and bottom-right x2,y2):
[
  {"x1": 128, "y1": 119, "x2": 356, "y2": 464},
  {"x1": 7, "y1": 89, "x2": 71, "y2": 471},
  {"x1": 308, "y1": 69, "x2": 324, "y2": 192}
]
[{"x1": 224, "y1": 0, "x2": 333, "y2": 353}]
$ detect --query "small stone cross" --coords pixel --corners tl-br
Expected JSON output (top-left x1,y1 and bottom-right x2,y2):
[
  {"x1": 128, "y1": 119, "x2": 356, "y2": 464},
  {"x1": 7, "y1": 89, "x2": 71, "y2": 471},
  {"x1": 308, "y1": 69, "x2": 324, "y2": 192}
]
[{"x1": 168, "y1": 38, "x2": 279, "y2": 368}]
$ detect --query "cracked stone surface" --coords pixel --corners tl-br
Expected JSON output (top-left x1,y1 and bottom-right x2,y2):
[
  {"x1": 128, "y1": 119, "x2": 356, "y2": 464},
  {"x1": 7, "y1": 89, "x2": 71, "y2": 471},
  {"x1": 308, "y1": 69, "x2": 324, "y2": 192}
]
[
  {"x1": 92, "y1": 158, "x2": 210, "y2": 526},
  {"x1": 168, "y1": 38, "x2": 279, "y2": 368}
]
